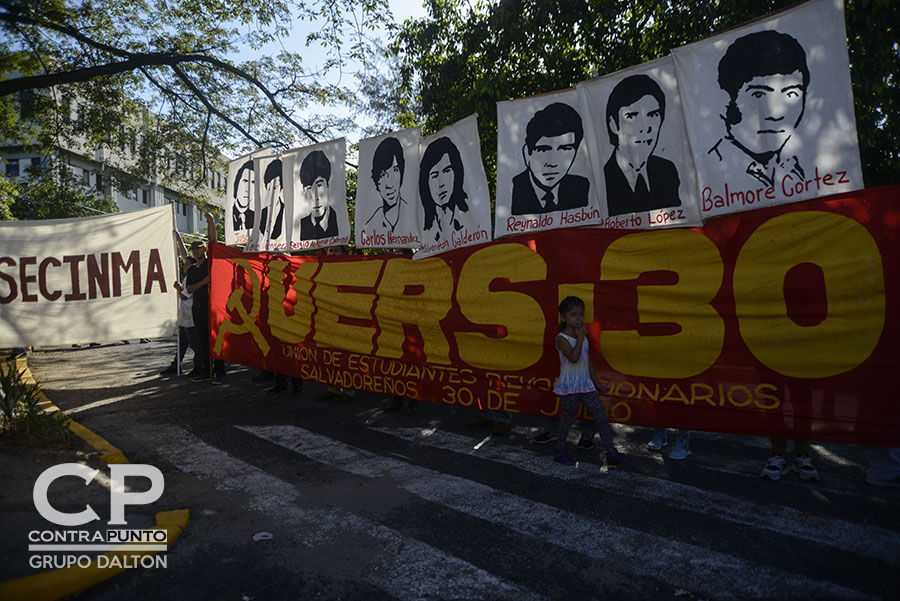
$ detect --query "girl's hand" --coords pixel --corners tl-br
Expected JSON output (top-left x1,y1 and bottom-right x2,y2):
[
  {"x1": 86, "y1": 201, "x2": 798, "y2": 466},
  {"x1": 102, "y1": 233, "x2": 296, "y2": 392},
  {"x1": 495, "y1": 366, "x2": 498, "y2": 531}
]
[{"x1": 575, "y1": 324, "x2": 588, "y2": 340}]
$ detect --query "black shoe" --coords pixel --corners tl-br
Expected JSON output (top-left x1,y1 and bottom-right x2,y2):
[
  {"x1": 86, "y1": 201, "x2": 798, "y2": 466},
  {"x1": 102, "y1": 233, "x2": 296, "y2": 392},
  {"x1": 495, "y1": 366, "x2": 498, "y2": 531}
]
[
  {"x1": 191, "y1": 371, "x2": 209, "y2": 382},
  {"x1": 384, "y1": 398, "x2": 404, "y2": 413},
  {"x1": 267, "y1": 384, "x2": 287, "y2": 394},
  {"x1": 160, "y1": 365, "x2": 177, "y2": 376},
  {"x1": 211, "y1": 373, "x2": 225, "y2": 385},
  {"x1": 252, "y1": 371, "x2": 275, "y2": 383},
  {"x1": 576, "y1": 434, "x2": 596, "y2": 450}
]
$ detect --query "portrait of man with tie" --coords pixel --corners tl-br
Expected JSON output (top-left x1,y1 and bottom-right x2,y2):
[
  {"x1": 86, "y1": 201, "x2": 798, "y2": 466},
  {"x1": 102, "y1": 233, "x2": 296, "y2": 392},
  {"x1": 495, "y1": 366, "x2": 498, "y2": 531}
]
[
  {"x1": 298, "y1": 150, "x2": 338, "y2": 240},
  {"x1": 511, "y1": 102, "x2": 590, "y2": 216},
  {"x1": 603, "y1": 74, "x2": 681, "y2": 217}
]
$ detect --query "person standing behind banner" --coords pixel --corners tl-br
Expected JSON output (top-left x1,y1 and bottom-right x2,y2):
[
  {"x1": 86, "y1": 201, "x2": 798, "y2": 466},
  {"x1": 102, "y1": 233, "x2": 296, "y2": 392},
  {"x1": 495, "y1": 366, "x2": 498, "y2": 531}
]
[
  {"x1": 185, "y1": 219, "x2": 226, "y2": 384},
  {"x1": 161, "y1": 258, "x2": 201, "y2": 376}
]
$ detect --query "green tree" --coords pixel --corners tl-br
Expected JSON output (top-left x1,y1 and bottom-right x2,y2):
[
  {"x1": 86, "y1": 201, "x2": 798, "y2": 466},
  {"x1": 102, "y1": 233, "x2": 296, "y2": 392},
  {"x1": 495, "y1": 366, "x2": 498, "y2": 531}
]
[
  {"x1": 0, "y1": 0, "x2": 393, "y2": 200},
  {"x1": 394, "y1": 0, "x2": 898, "y2": 192},
  {"x1": 1, "y1": 161, "x2": 118, "y2": 220}
]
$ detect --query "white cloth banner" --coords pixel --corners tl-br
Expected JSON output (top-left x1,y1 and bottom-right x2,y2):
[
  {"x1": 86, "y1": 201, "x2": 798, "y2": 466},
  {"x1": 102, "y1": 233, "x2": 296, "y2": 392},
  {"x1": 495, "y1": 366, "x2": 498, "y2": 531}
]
[
  {"x1": 578, "y1": 56, "x2": 703, "y2": 229},
  {"x1": 287, "y1": 138, "x2": 351, "y2": 251},
  {"x1": 415, "y1": 115, "x2": 493, "y2": 259},
  {"x1": 0, "y1": 206, "x2": 177, "y2": 347},
  {"x1": 672, "y1": 0, "x2": 863, "y2": 219},
  {"x1": 356, "y1": 128, "x2": 423, "y2": 249},
  {"x1": 495, "y1": 89, "x2": 603, "y2": 238},
  {"x1": 225, "y1": 147, "x2": 272, "y2": 247}
]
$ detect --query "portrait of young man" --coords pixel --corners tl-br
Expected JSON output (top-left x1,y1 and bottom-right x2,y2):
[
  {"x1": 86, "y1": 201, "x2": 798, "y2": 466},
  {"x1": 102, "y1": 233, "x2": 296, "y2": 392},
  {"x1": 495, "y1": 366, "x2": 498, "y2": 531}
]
[
  {"x1": 707, "y1": 30, "x2": 809, "y2": 188},
  {"x1": 603, "y1": 74, "x2": 681, "y2": 217},
  {"x1": 299, "y1": 150, "x2": 338, "y2": 240},
  {"x1": 365, "y1": 136, "x2": 406, "y2": 231},
  {"x1": 230, "y1": 159, "x2": 255, "y2": 233},
  {"x1": 258, "y1": 158, "x2": 284, "y2": 241},
  {"x1": 511, "y1": 102, "x2": 590, "y2": 215}
]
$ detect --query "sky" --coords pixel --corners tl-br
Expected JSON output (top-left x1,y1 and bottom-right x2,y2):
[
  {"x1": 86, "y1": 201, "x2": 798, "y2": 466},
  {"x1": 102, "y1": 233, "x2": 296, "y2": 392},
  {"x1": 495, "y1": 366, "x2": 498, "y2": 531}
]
[{"x1": 247, "y1": 0, "x2": 430, "y2": 154}]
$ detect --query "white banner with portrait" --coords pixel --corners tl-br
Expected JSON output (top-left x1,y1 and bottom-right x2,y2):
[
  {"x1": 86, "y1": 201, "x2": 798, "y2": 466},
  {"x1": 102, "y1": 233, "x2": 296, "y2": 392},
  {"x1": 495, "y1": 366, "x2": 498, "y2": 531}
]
[
  {"x1": 495, "y1": 90, "x2": 603, "y2": 238},
  {"x1": 579, "y1": 56, "x2": 703, "y2": 229},
  {"x1": 246, "y1": 153, "x2": 289, "y2": 252},
  {"x1": 287, "y1": 138, "x2": 351, "y2": 251},
  {"x1": 0, "y1": 206, "x2": 177, "y2": 347},
  {"x1": 356, "y1": 128, "x2": 422, "y2": 249},
  {"x1": 415, "y1": 115, "x2": 493, "y2": 259},
  {"x1": 672, "y1": 0, "x2": 863, "y2": 219},
  {"x1": 225, "y1": 147, "x2": 271, "y2": 247}
]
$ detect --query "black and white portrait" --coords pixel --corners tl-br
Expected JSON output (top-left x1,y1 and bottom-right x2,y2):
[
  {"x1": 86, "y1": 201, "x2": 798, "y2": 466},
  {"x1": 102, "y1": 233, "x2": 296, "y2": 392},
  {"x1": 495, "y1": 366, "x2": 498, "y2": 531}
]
[
  {"x1": 495, "y1": 90, "x2": 601, "y2": 238},
  {"x1": 231, "y1": 159, "x2": 255, "y2": 233},
  {"x1": 415, "y1": 115, "x2": 492, "y2": 258},
  {"x1": 707, "y1": 30, "x2": 808, "y2": 188},
  {"x1": 298, "y1": 151, "x2": 336, "y2": 240},
  {"x1": 603, "y1": 74, "x2": 680, "y2": 217},
  {"x1": 579, "y1": 57, "x2": 702, "y2": 228},
  {"x1": 355, "y1": 128, "x2": 421, "y2": 249},
  {"x1": 512, "y1": 102, "x2": 590, "y2": 215},
  {"x1": 258, "y1": 157, "x2": 285, "y2": 241},
  {"x1": 287, "y1": 137, "x2": 350, "y2": 250},
  {"x1": 672, "y1": 0, "x2": 863, "y2": 218},
  {"x1": 227, "y1": 149, "x2": 272, "y2": 247},
  {"x1": 420, "y1": 136, "x2": 468, "y2": 241}
]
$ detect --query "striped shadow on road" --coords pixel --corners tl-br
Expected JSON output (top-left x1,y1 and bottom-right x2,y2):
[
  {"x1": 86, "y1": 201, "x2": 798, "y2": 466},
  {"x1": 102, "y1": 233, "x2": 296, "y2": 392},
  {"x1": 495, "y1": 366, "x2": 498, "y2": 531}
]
[
  {"x1": 370, "y1": 424, "x2": 900, "y2": 563},
  {"x1": 239, "y1": 424, "x2": 878, "y2": 601},
  {"x1": 149, "y1": 425, "x2": 547, "y2": 601}
]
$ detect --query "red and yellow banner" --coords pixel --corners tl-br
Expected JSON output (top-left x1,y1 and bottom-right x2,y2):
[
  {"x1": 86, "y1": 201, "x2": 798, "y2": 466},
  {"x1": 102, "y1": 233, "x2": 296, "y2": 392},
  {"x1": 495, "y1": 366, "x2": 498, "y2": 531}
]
[{"x1": 210, "y1": 185, "x2": 900, "y2": 445}]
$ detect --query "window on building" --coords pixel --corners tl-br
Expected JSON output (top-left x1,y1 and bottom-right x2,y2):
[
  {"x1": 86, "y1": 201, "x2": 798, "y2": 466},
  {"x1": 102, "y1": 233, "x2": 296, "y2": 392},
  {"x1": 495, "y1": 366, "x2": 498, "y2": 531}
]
[
  {"x1": 95, "y1": 172, "x2": 103, "y2": 192},
  {"x1": 141, "y1": 189, "x2": 148, "y2": 204},
  {"x1": 82, "y1": 168, "x2": 90, "y2": 186},
  {"x1": 130, "y1": 135, "x2": 136, "y2": 153},
  {"x1": 61, "y1": 95, "x2": 72, "y2": 122},
  {"x1": 6, "y1": 159, "x2": 20, "y2": 177},
  {"x1": 182, "y1": 202, "x2": 188, "y2": 216},
  {"x1": 118, "y1": 125, "x2": 126, "y2": 151},
  {"x1": 30, "y1": 157, "x2": 42, "y2": 171}
]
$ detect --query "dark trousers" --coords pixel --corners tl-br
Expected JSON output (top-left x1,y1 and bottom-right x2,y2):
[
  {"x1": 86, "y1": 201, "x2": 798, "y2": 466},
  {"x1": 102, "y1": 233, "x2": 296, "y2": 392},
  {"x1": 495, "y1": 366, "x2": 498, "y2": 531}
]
[
  {"x1": 171, "y1": 327, "x2": 202, "y2": 372},
  {"x1": 192, "y1": 308, "x2": 225, "y2": 377}
]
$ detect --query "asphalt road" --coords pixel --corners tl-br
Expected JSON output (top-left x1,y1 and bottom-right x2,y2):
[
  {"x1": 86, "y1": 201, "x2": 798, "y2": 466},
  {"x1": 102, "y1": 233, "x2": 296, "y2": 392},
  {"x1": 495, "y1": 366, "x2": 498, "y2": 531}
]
[{"x1": 8, "y1": 339, "x2": 900, "y2": 600}]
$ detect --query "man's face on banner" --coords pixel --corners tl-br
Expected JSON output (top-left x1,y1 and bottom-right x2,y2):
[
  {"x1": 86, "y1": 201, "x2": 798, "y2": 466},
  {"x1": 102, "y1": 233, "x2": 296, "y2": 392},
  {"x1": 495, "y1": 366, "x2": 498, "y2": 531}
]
[
  {"x1": 235, "y1": 168, "x2": 254, "y2": 211},
  {"x1": 305, "y1": 176, "x2": 330, "y2": 219},
  {"x1": 728, "y1": 71, "x2": 805, "y2": 156},
  {"x1": 264, "y1": 172, "x2": 282, "y2": 208},
  {"x1": 524, "y1": 133, "x2": 578, "y2": 190},
  {"x1": 428, "y1": 153, "x2": 454, "y2": 207},
  {"x1": 376, "y1": 157, "x2": 402, "y2": 205},
  {"x1": 610, "y1": 94, "x2": 661, "y2": 169}
]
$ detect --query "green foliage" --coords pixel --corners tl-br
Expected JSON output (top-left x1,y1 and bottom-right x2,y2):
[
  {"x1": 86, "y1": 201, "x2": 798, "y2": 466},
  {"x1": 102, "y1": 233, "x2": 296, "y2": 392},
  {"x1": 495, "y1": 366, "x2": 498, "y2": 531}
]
[
  {"x1": 393, "y1": 0, "x2": 899, "y2": 192},
  {"x1": 0, "y1": 363, "x2": 70, "y2": 446},
  {"x1": 1, "y1": 160, "x2": 118, "y2": 220},
  {"x1": 0, "y1": 0, "x2": 393, "y2": 191}
]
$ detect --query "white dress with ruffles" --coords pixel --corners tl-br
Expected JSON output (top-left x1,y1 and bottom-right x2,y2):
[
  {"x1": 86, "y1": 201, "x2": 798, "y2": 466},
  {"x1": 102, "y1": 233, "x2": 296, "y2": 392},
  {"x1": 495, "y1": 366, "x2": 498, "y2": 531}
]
[{"x1": 553, "y1": 332, "x2": 596, "y2": 396}]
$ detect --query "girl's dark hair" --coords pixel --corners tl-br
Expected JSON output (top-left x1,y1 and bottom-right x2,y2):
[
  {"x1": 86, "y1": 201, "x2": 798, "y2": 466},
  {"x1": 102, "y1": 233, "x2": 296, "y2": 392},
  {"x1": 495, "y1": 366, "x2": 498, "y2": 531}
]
[
  {"x1": 558, "y1": 296, "x2": 585, "y2": 330},
  {"x1": 419, "y1": 136, "x2": 469, "y2": 230}
]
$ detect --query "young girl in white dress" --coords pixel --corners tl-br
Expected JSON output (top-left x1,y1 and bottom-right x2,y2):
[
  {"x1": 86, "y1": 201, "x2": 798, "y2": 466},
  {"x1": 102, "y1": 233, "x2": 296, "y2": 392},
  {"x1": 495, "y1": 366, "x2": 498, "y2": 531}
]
[{"x1": 553, "y1": 296, "x2": 629, "y2": 467}]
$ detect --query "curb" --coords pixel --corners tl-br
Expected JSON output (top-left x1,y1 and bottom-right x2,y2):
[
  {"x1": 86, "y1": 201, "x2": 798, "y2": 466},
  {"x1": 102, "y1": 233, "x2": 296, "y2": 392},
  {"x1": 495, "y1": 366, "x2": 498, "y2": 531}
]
[{"x1": 0, "y1": 355, "x2": 191, "y2": 600}]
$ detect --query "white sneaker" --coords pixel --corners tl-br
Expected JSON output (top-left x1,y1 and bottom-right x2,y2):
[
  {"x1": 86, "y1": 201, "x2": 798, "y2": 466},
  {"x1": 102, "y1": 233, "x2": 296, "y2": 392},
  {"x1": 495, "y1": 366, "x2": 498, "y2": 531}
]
[
  {"x1": 647, "y1": 429, "x2": 668, "y2": 450},
  {"x1": 762, "y1": 455, "x2": 787, "y2": 480},
  {"x1": 792, "y1": 455, "x2": 820, "y2": 481}
]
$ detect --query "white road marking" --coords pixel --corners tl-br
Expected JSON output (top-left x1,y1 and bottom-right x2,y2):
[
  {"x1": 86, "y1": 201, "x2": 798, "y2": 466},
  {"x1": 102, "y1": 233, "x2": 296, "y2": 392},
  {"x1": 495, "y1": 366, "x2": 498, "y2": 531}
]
[
  {"x1": 152, "y1": 425, "x2": 547, "y2": 601},
  {"x1": 241, "y1": 424, "x2": 876, "y2": 601},
  {"x1": 371, "y1": 424, "x2": 900, "y2": 563}
]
